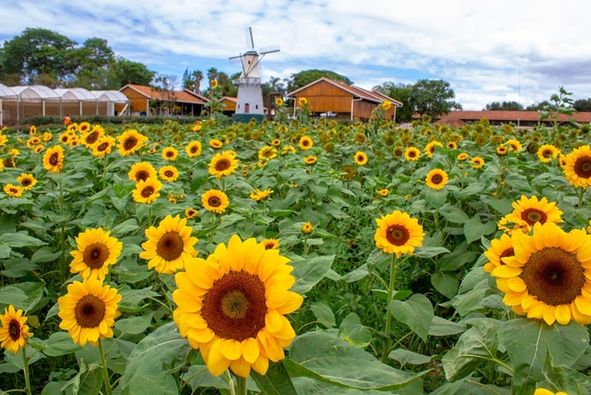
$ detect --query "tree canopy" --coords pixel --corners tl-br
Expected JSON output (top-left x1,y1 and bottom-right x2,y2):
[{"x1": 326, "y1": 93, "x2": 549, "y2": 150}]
[
  {"x1": 484, "y1": 101, "x2": 524, "y2": 111},
  {"x1": 287, "y1": 69, "x2": 352, "y2": 92}
]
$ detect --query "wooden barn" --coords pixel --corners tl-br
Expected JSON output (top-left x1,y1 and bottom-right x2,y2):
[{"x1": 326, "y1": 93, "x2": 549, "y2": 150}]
[
  {"x1": 119, "y1": 84, "x2": 207, "y2": 116},
  {"x1": 287, "y1": 77, "x2": 402, "y2": 121}
]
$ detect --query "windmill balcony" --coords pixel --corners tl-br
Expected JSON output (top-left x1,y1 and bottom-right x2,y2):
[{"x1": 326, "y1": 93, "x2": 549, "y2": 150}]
[{"x1": 234, "y1": 77, "x2": 261, "y2": 86}]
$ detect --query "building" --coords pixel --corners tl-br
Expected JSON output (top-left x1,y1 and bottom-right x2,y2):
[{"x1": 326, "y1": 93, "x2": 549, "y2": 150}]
[
  {"x1": 436, "y1": 111, "x2": 591, "y2": 127},
  {"x1": 119, "y1": 84, "x2": 207, "y2": 116},
  {"x1": 286, "y1": 77, "x2": 402, "y2": 121}
]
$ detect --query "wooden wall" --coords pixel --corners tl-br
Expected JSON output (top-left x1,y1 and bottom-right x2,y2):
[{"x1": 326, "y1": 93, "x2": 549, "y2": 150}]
[
  {"x1": 293, "y1": 80, "x2": 353, "y2": 113},
  {"x1": 120, "y1": 87, "x2": 149, "y2": 114}
]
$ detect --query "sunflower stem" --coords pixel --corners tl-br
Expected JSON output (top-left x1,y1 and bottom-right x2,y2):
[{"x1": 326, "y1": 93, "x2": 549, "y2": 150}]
[
  {"x1": 21, "y1": 348, "x2": 32, "y2": 395},
  {"x1": 235, "y1": 375, "x2": 247, "y2": 395},
  {"x1": 102, "y1": 155, "x2": 108, "y2": 191},
  {"x1": 383, "y1": 254, "x2": 398, "y2": 361},
  {"x1": 98, "y1": 339, "x2": 112, "y2": 395},
  {"x1": 577, "y1": 187, "x2": 585, "y2": 209}
]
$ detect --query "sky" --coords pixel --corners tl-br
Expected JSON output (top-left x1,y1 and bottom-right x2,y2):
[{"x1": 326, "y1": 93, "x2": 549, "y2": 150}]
[{"x1": 1, "y1": 0, "x2": 591, "y2": 109}]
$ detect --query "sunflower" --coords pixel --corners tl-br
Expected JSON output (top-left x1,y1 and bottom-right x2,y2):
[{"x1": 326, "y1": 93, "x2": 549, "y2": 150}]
[
  {"x1": 404, "y1": 147, "x2": 421, "y2": 161},
  {"x1": 275, "y1": 97, "x2": 284, "y2": 107},
  {"x1": 140, "y1": 215, "x2": 198, "y2": 274},
  {"x1": 496, "y1": 145, "x2": 508, "y2": 156},
  {"x1": 59, "y1": 132, "x2": 71, "y2": 145},
  {"x1": 185, "y1": 207, "x2": 199, "y2": 219},
  {"x1": 70, "y1": 228, "x2": 123, "y2": 280},
  {"x1": 282, "y1": 145, "x2": 296, "y2": 155},
  {"x1": 537, "y1": 144, "x2": 560, "y2": 163},
  {"x1": 43, "y1": 145, "x2": 64, "y2": 173},
  {"x1": 250, "y1": 188, "x2": 273, "y2": 202},
  {"x1": 301, "y1": 222, "x2": 313, "y2": 234},
  {"x1": 303, "y1": 155, "x2": 317, "y2": 165},
  {"x1": 162, "y1": 146, "x2": 179, "y2": 161},
  {"x1": 491, "y1": 223, "x2": 591, "y2": 325},
  {"x1": 354, "y1": 151, "x2": 368, "y2": 166},
  {"x1": 192, "y1": 122, "x2": 203, "y2": 132},
  {"x1": 258, "y1": 146, "x2": 277, "y2": 161},
  {"x1": 457, "y1": 152, "x2": 469, "y2": 161},
  {"x1": 186, "y1": 141, "x2": 202, "y2": 158},
  {"x1": 9, "y1": 148, "x2": 19, "y2": 157},
  {"x1": 381, "y1": 100, "x2": 392, "y2": 111},
  {"x1": 533, "y1": 388, "x2": 567, "y2": 395},
  {"x1": 17, "y1": 173, "x2": 37, "y2": 190},
  {"x1": 271, "y1": 139, "x2": 281, "y2": 147},
  {"x1": 483, "y1": 234, "x2": 514, "y2": 273},
  {"x1": 559, "y1": 154, "x2": 567, "y2": 168},
  {"x1": 159, "y1": 165, "x2": 180, "y2": 182},
  {"x1": 503, "y1": 195, "x2": 563, "y2": 232},
  {"x1": 299, "y1": 136, "x2": 313, "y2": 150},
  {"x1": 132, "y1": 177, "x2": 163, "y2": 204},
  {"x1": 0, "y1": 134, "x2": 7, "y2": 147},
  {"x1": 377, "y1": 188, "x2": 389, "y2": 197},
  {"x1": 58, "y1": 278, "x2": 121, "y2": 345},
  {"x1": 43, "y1": 132, "x2": 53, "y2": 142},
  {"x1": 202, "y1": 189, "x2": 229, "y2": 214},
  {"x1": 425, "y1": 141, "x2": 442, "y2": 158},
  {"x1": 209, "y1": 151, "x2": 239, "y2": 178},
  {"x1": 506, "y1": 139, "x2": 523, "y2": 152},
  {"x1": 298, "y1": 97, "x2": 308, "y2": 106},
  {"x1": 172, "y1": 235, "x2": 302, "y2": 377},
  {"x1": 210, "y1": 139, "x2": 223, "y2": 149},
  {"x1": 117, "y1": 129, "x2": 148, "y2": 156},
  {"x1": 91, "y1": 136, "x2": 115, "y2": 158},
  {"x1": 128, "y1": 162, "x2": 157, "y2": 183},
  {"x1": 0, "y1": 305, "x2": 32, "y2": 353},
  {"x1": 471, "y1": 156, "x2": 485, "y2": 169},
  {"x1": 374, "y1": 210, "x2": 424, "y2": 257},
  {"x1": 81, "y1": 127, "x2": 103, "y2": 148},
  {"x1": 261, "y1": 238, "x2": 280, "y2": 250},
  {"x1": 4, "y1": 184, "x2": 23, "y2": 198},
  {"x1": 78, "y1": 122, "x2": 91, "y2": 134},
  {"x1": 425, "y1": 169, "x2": 449, "y2": 190},
  {"x1": 34, "y1": 145, "x2": 44, "y2": 154},
  {"x1": 563, "y1": 145, "x2": 591, "y2": 188},
  {"x1": 447, "y1": 141, "x2": 458, "y2": 150}
]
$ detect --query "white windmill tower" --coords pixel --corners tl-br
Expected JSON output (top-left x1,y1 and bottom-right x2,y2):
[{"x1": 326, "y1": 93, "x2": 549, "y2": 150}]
[{"x1": 229, "y1": 27, "x2": 279, "y2": 122}]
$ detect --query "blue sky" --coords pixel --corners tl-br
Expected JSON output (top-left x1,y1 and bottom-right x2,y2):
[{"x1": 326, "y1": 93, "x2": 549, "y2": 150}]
[{"x1": 1, "y1": 0, "x2": 591, "y2": 109}]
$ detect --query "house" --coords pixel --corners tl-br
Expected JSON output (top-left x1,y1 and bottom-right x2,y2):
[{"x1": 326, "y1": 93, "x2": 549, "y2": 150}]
[
  {"x1": 119, "y1": 84, "x2": 207, "y2": 116},
  {"x1": 286, "y1": 77, "x2": 402, "y2": 121},
  {"x1": 436, "y1": 111, "x2": 591, "y2": 127}
]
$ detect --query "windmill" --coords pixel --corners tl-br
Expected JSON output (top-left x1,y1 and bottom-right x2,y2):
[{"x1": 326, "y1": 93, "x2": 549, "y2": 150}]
[{"x1": 229, "y1": 27, "x2": 279, "y2": 122}]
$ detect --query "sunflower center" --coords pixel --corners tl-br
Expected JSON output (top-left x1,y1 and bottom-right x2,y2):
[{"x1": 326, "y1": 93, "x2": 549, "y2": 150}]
[
  {"x1": 97, "y1": 142, "x2": 109, "y2": 151},
  {"x1": 136, "y1": 170, "x2": 149, "y2": 182},
  {"x1": 574, "y1": 156, "x2": 591, "y2": 178},
  {"x1": 21, "y1": 178, "x2": 31, "y2": 186},
  {"x1": 542, "y1": 149, "x2": 552, "y2": 158},
  {"x1": 201, "y1": 270, "x2": 267, "y2": 341},
  {"x1": 83, "y1": 243, "x2": 110, "y2": 269},
  {"x1": 166, "y1": 151, "x2": 174, "y2": 157},
  {"x1": 500, "y1": 247, "x2": 514, "y2": 260},
  {"x1": 49, "y1": 153, "x2": 59, "y2": 165},
  {"x1": 9, "y1": 188, "x2": 18, "y2": 194},
  {"x1": 123, "y1": 137, "x2": 138, "y2": 150},
  {"x1": 521, "y1": 208, "x2": 547, "y2": 225},
  {"x1": 190, "y1": 146, "x2": 198, "y2": 153},
  {"x1": 215, "y1": 159, "x2": 230, "y2": 171},
  {"x1": 157, "y1": 231, "x2": 184, "y2": 261},
  {"x1": 75, "y1": 295, "x2": 106, "y2": 328},
  {"x1": 521, "y1": 247, "x2": 584, "y2": 306},
  {"x1": 8, "y1": 319, "x2": 21, "y2": 341},
  {"x1": 431, "y1": 174, "x2": 443, "y2": 184},
  {"x1": 164, "y1": 170, "x2": 173, "y2": 177},
  {"x1": 385, "y1": 225, "x2": 410, "y2": 246},
  {"x1": 208, "y1": 196, "x2": 221, "y2": 207},
  {"x1": 86, "y1": 131, "x2": 99, "y2": 144},
  {"x1": 302, "y1": 140, "x2": 310, "y2": 147},
  {"x1": 409, "y1": 151, "x2": 416, "y2": 157},
  {"x1": 141, "y1": 186, "x2": 155, "y2": 198}
]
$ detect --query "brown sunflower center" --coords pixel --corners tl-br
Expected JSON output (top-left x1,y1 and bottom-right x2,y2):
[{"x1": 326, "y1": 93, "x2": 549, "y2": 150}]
[
  {"x1": 542, "y1": 149, "x2": 552, "y2": 158},
  {"x1": 521, "y1": 208, "x2": 547, "y2": 225},
  {"x1": 9, "y1": 187, "x2": 18, "y2": 194},
  {"x1": 75, "y1": 295, "x2": 106, "y2": 328},
  {"x1": 135, "y1": 170, "x2": 149, "y2": 182},
  {"x1": 215, "y1": 159, "x2": 231, "y2": 171},
  {"x1": 8, "y1": 319, "x2": 21, "y2": 341},
  {"x1": 83, "y1": 243, "x2": 110, "y2": 269},
  {"x1": 431, "y1": 174, "x2": 443, "y2": 184},
  {"x1": 409, "y1": 151, "x2": 416, "y2": 157},
  {"x1": 86, "y1": 131, "x2": 99, "y2": 144},
  {"x1": 500, "y1": 247, "x2": 515, "y2": 260},
  {"x1": 21, "y1": 178, "x2": 32, "y2": 186},
  {"x1": 156, "y1": 231, "x2": 184, "y2": 261},
  {"x1": 190, "y1": 146, "x2": 198, "y2": 153},
  {"x1": 357, "y1": 155, "x2": 364, "y2": 161},
  {"x1": 264, "y1": 242, "x2": 275, "y2": 250},
  {"x1": 49, "y1": 153, "x2": 59, "y2": 166},
  {"x1": 123, "y1": 137, "x2": 138, "y2": 150},
  {"x1": 97, "y1": 142, "x2": 109, "y2": 151},
  {"x1": 201, "y1": 270, "x2": 267, "y2": 341},
  {"x1": 521, "y1": 247, "x2": 584, "y2": 306},
  {"x1": 574, "y1": 156, "x2": 591, "y2": 179},
  {"x1": 141, "y1": 186, "x2": 155, "y2": 198},
  {"x1": 166, "y1": 151, "x2": 174, "y2": 157},
  {"x1": 385, "y1": 225, "x2": 410, "y2": 246},
  {"x1": 208, "y1": 196, "x2": 221, "y2": 207},
  {"x1": 164, "y1": 170, "x2": 173, "y2": 177},
  {"x1": 302, "y1": 140, "x2": 310, "y2": 147}
]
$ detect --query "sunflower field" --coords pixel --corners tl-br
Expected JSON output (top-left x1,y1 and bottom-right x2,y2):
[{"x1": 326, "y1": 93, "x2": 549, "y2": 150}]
[{"x1": 1, "y1": 116, "x2": 591, "y2": 395}]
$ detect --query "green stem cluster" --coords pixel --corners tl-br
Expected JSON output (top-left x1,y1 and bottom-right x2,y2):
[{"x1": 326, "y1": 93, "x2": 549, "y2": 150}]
[{"x1": 98, "y1": 339, "x2": 112, "y2": 395}]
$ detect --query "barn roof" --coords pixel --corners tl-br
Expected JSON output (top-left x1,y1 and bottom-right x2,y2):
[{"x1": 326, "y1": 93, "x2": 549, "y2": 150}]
[
  {"x1": 0, "y1": 84, "x2": 16, "y2": 98},
  {"x1": 121, "y1": 84, "x2": 207, "y2": 104},
  {"x1": 11, "y1": 85, "x2": 61, "y2": 100},
  {"x1": 55, "y1": 88, "x2": 97, "y2": 101}
]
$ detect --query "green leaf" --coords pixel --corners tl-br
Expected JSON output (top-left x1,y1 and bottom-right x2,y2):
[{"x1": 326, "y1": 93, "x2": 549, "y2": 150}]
[
  {"x1": 428, "y1": 316, "x2": 467, "y2": 337},
  {"x1": 338, "y1": 313, "x2": 372, "y2": 348},
  {"x1": 431, "y1": 272, "x2": 459, "y2": 299},
  {"x1": 414, "y1": 246, "x2": 450, "y2": 258},
  {"x1": 0, "y1": 282, "x2": 45, "y2": 312},
  {"x1": 389, "y1": 349, "x2": 432, "y2": 366},
  {"x1": 457, "y1": 183, "x2": 485, "y2": 198},
  {"x1": 31, "y1": 247, "x2": 62, "y2": 263},
  {"x1": 42, "y1": 332, "x2": 81, "y2": 357},
  {"x1": 390, "y1": 294, "x2": 434, "y2": 341},
  {"x1": 120, "y1": 322, "x2": 188, "y2": 395},
  {"x1": 0, "y1": 232, "x2": 46, "y2": 247},
  {"x1": 0, "y1": 243, "x2": 11, "y2": 259},
  {"x1": 112, "y1": 218, "x2": 139, "y2": 236},
  {"x1": 291, "y1": 255, "x2": 334, "y2": 293},
  {"x1": 286, "y1": 331, "x2": 426, "y2": 391},
  {"x1": 430, "y1": 378, "x2": 511, "y2": 395},
  {"x1": 115, "y1": 313, "x2": 153, "y2": 335},
  {"x1": 311, "y1": 302, "x2": 336, "y2": 328},
  {"x1": 251, "y1": 362, "x2": 297, "y2": 395},
  {"x1": 463, "y1": 216, "x2": 495, "y2": 244},
  {"x1": 439, "y1": 204, "x2": 470, "y2": 224},
  {"x1": 342, "y1": 264, "x2": 369, "y2": 283}
]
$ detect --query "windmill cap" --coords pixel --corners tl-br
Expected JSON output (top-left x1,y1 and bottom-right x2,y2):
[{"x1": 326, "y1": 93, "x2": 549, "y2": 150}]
[{"x1": 243, "y1": 50, "x2": 258, "y2": 56}]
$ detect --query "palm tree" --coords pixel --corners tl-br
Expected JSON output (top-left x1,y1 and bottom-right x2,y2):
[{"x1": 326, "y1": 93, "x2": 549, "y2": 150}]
[{"x1": 192, "y1": 70, "x2": 203, "y2": 93}]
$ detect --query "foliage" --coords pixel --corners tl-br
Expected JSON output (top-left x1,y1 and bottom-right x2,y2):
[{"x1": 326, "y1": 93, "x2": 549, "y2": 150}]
[
  {"x1": 287, "y1": 69, "x2": 352, "y2": 92},
  {"x1": 484, "y1": 101, "x2": 524, "y2": 111}
]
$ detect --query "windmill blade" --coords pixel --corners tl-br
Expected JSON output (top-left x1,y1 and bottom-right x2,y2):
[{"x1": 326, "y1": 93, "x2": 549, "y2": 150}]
[
  {"x1": 258, "y1": 45, "x2": 280, "y2": 55},
  {"x1": 245, "y1": 27, "x2": 255, "y2": 50}
]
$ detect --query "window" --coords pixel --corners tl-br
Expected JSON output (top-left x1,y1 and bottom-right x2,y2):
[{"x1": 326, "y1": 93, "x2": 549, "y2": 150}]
[
  {"x1": 245, "y1": 103, "x2": 250, "y2": 113},
  {"x1": 255, "y1": 105, "x2": 259, "y2": 109}
]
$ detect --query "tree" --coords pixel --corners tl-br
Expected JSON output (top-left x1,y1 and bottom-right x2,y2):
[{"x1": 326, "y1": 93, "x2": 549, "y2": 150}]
[
  {"x1": 287, "y1": 69, "x2": 352, "y2": 92},
  {"x1": 72, "y1": 38, "x2": 115, "y2": 89},
  {"x1": 574, "y1": 98, "x2": 591, "y2": 112},
  {"x1": 0, "y1": 27, "x2": 77, "y2": 85},
  {"x1": 182, "y1": 69, "x2": 204, "y2": 93},
  {"x1": 484, "y1": 101, "x2": 524, "y2": 111},
  {"x1": 411, "y1": 79, "x2": 461, "y2": 118},
  {"x1": 108, "y1": 58, "x2": 154, "y2": 88},
  {"x1": 152, "y1": 74, "x2": 178, "y2": 115},
  {"x1": 374, "y1": 82, "x2": 414, "y2": 122}
]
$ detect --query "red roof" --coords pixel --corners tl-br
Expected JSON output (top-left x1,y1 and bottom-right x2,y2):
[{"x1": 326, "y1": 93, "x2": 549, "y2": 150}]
[
  {"x1": 122, "y1": 84, "x2": 207, "y2": 104},
  {"x1": 437, "y1": 111, "x2": 591, "y2": 124}
]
